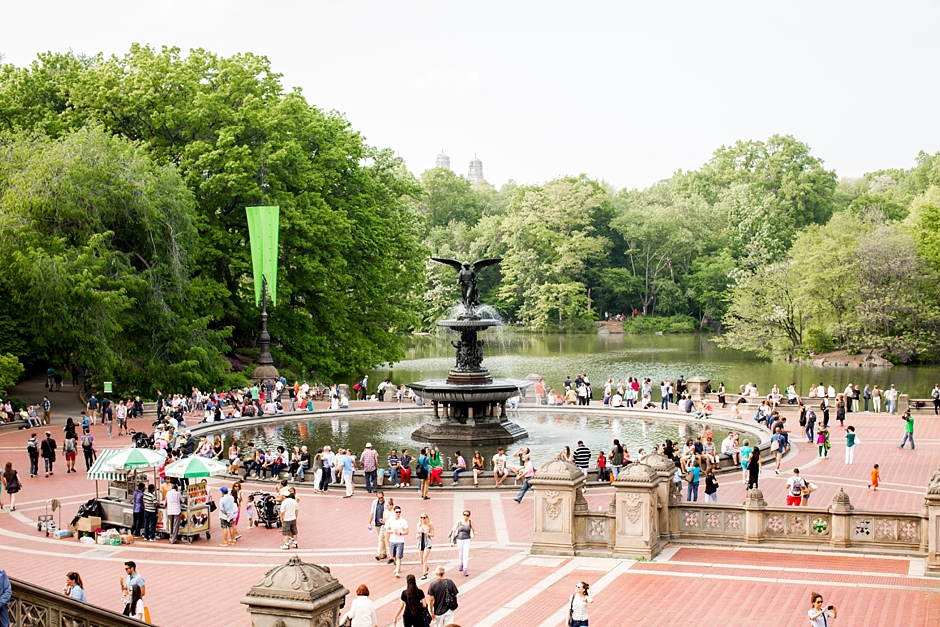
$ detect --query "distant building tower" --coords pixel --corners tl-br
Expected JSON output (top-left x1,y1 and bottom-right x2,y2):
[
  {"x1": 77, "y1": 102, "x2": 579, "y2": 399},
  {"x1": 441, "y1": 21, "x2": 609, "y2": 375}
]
[
  {"x1": 435, "y1": 150, "x2": 451, "y2": 170},
  {"x1": 467, "y1": 155, "x2": 484, "y2": 183}
]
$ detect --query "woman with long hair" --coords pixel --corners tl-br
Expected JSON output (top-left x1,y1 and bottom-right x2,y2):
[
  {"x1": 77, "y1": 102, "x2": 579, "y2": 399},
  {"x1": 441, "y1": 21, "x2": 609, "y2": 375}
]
[
  {"x1": 567, "y1": 581, "x2": 593, "y2": 627},
  {"x1": 416, "y1": 512, "x2": 434, "y2": 579},
  {"x1": 808, "y1": 591, "x2": 837, "y2": 626},
  {"x1": 129, "y1": 584, "x2": 145, "y2": 621},
  {"x1": 471, "y1": 451, "x2": 485, "y2": 487},
  {"x1": 746, "y1": 446, "x2": 761, "y2": 489},
  {"x1": 428, "y1": 446, "x2": 443, "y2": 487},
  {"x1": 393, "y1": 574, "x2": 428, "y2": 627},
  {"x1": 228, "y1": 440, "x2": 241, "y2": 474},
  {"x1": 231, "y1": 481, "x2": 243, "y2": 541},
  {"x1": 212, "y1": 435, "x2": 224, "y2": 461},
  {"x1": 609, "y1": 439, "x2": 625, "y2": 478},
  {"x1": 64, "y1": 572, "x2": 86, "y2": 602},
  {"x1": 450, "y1": 509, "x2": 476, "y2": 577},
  {"x1": 2, "y1": 461, "x2": 21, "y2": 511}
]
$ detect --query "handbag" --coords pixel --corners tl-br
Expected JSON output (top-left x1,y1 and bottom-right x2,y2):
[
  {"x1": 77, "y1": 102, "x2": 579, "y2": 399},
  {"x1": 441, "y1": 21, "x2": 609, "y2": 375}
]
[
  {"x1": 422, "y1": 606, "x2": 433, "y2": 627},
  {"x1": 684, "y1": 471, "x2": 693, "y2": 482},
  {"x1": 340, "y1": 616, "x2": 352, "y2": 627},
  {"x1": 208, "y1": 500, "x2": 217, "y2": 512}
]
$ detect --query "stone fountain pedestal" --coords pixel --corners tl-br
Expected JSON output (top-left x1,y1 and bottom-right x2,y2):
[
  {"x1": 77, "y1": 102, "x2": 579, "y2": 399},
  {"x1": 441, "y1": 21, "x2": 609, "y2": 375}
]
[{"x1": 408, "y1": 315, "x2": 530, "y2": 445}]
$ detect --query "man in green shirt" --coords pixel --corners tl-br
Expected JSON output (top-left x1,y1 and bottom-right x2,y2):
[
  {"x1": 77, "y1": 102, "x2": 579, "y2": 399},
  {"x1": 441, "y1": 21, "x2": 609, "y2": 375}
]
[{"x1": 898, "y1": 411, "x2": 914, "y2": 450}]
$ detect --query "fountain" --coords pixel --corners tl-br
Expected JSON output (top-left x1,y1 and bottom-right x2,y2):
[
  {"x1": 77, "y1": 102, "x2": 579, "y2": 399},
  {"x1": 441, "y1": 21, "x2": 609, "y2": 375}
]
[{"x1": 409, "y1": 257, "x2": 532, "y2": 445}]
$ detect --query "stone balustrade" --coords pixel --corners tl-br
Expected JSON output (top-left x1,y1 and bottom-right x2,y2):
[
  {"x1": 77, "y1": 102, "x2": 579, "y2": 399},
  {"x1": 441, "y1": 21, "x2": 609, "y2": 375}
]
[
  {"x1": 6, "y1": 575, "x2": 143, "y2": 627},
  {"x1": 530, "y1": 454, "x2": 940, "y2": 573}
]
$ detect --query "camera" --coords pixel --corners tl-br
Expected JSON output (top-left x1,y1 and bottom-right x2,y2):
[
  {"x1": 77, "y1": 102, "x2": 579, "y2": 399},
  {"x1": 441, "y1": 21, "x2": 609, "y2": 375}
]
[{"x1": 827, "y1": 605, "x2": 834, "y2": 610}]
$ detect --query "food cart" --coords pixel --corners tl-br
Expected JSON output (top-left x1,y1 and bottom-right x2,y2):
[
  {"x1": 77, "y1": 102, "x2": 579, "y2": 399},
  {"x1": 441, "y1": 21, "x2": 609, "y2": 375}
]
[
  {"x1": 158, "y1": 482, "x2": 212, "y2": 543},
  {"x1": 85, "y1": 449, "x2": 151, "y2": 532}
]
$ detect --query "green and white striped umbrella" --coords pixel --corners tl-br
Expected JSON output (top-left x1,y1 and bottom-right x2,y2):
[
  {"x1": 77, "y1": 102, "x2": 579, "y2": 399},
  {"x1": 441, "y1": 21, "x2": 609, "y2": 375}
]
[
  {"x1": 163, "y1": 456, "x2": 228, "y2": 478},
  {"x1": 103, "y1": 447, "x2": 166, "y2": 470}
]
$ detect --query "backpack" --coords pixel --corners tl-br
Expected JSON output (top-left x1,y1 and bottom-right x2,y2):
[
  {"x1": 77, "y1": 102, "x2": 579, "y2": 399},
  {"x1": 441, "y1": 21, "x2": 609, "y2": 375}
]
[
  {"x1": 64, "y1": 438, "x2": 75, "y2": 453},
  {"x1": 771, "y1": 437, "x2": 780, "y2": 452},
  {"x1": 415, "y1": 457, "x2": 428, "y2": 479},
  {"x1": 353, "y1": 383, "x2": 360, "y2": 391},
  {"x1": 82, "y1": 434, "x2": 93, "y2": 449},
  {"x1": 790, "y1": 478, "x2": 804, "y2": 496}
]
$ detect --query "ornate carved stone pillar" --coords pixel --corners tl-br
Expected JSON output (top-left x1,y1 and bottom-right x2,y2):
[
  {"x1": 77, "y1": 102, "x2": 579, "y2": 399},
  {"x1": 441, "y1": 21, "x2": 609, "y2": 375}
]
[
  {"x1": 529, "y1": 456, "x2": 585, "y2": 556},
  {"x1": 641, "y1": 452, "x2": 679, "y2": 541},
  {"x1": 611, "y1": 462, "x2": 663, "y2": 559},
  {"x1": 685, "y1": 376, "x2": 711, "y2": 402},
  {"x1": 925, "y1": 470, "x2": 940, "y2": 576},
  {"x1": 241, "y1": 556, "x2": 349, "y2": 627},
  {"x1": 828, "y1": 488, "x2": 854, "y2": 549},
  {"x1": 743, "y1": 488, "x2": 766, "y2": 544}
]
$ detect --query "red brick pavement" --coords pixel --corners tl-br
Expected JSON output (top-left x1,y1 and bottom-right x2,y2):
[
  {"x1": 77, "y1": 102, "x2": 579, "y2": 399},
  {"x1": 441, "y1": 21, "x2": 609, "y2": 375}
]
[{"x1": 2, "y1": 408, "x2": 940, "y2": 626}]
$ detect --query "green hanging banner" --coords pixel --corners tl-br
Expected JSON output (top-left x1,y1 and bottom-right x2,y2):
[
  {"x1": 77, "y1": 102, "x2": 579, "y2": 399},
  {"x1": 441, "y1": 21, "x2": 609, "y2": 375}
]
[{"x1": 246, "y1": 205, "x2": 280, "y2": 306}]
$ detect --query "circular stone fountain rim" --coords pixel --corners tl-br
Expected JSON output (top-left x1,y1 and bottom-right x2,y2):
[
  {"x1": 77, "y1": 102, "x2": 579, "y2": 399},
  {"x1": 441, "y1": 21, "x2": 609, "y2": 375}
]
[{"x1": 437, "y1": 319, "x2": 501, "y2": 328}]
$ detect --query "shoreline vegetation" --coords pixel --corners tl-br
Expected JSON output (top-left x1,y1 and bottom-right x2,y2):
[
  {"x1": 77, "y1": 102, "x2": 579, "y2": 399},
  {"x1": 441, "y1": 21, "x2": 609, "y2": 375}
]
[{"x1": 0, "y1": 46, "x2": 938, "y2": 399}]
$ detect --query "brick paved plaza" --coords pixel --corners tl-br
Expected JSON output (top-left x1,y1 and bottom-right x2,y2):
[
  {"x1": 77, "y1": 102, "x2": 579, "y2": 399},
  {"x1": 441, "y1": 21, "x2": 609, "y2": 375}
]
[{"x1": 1, "y1": 389, "x2": 939, "y2": 626}]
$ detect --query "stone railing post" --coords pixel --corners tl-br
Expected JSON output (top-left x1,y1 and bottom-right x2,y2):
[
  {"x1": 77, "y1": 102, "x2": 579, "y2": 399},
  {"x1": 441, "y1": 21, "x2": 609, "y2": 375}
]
[
  {"x1": 529, "y1": 456, "x2": 585, "y2": 556},
  {"x1": 241, "y1": 556, "x2": 349, "y2": 627},
  {"x1": 641, "y1": 452, "x2": 679, "y2": 541},
  {"x1": 926, "y1": 470, "x2": 940, "y2": 576},
  {"x1": 686, "y1": 376, "x2": 711, "y2": 402},
  {"x1": 611, "y1": 462, "x2": 663, "y2": 559},
  {"x1": 743, "y1": 488, "x2": 766, "y2": 544},
  {"x1": 828, "y1": 488, "x2": 854, "y2": 548}
]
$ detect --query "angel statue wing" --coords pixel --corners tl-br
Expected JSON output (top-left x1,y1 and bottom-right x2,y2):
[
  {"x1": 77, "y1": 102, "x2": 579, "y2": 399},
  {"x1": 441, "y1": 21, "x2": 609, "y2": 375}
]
[
  {"x1": 471, "y1": 258, "x2": 502, "y2": 271},
  {"x1": 431, "y1": 257, "x2": 464, "y2": 271}
]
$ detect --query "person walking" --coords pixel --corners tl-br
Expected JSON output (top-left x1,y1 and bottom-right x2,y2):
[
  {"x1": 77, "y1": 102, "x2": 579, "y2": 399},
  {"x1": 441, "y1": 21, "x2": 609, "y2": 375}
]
[
  {"x1": 279, "y1": 487, "x2": 299, "y2": 549},
  {"x1": 566, "y1": 581, "x2": 593, "y2": 627},
  {"x1": 1, "y1": 463, "x2": 21, "y2": 511},
  {"x1": 746, "y1": 446, "x2": 761, "y2": 490},
  {"x1": 317, "y1": 446, "x2": 333, "y2": 493},
  {"x1": 131, "y1": 483, "x2": 145, "y2": 538},
  {"x1": 869, "y1": 464, "x2": 881, "y2": 490},
  {"x1": 86, "y1": 394, "x2": 98, "y2": 425},
  {"x1": 0, "y1": 568, "x2": 9, "y2": 627},
  {"x1": 393, "y1": 574, "x2": 428, "y2": 627},
  {"x1": 340, "y1": 449, "x2": 357, "y2": 498},
  {"x1": 427, "y1": 566, "x2": 459, "y2": 627},
  {"x1": 387, "y1": 505, "x2": 409, "y2": 578},
  {"x1": 808, "y1": 591, "x2": 837, "y2": 626},
  {"x1": 119, "y1": 561, "x2": 145, "y2": 617},
  {"x1": 451, "y1": 509, "x2": 476, "y2": 577},
  {"x1": 64, "y1": 572, "x2": 87, "y2": 602},
  {"x1": 40, "y1": 431, "x2": 57, "y2": 477},
  {"x1": 80, "y1": 428, "x2": 96, "y2": 471},
  {"x1": 845, "y1": 426, "x2": 857, "y2": 464},
  {"x1": 932, "y1": 384, "x2": 940, "y2": 416},
  {"x1": 339, "y1": 584, "x2": 378, "y2": 627},
  {"x1": 26, "y1": 433, "x2": 39, "y2": 478},
  {"x1": 898, "y1": 411, "x2": 915, "y2": 450},
  {"x1": 165, "y1": 479, "x2": 183, "y2": 544},
  {"x1": 367, "y1": 492, "x2": 387, "y2": 561},
  {"x1": 142, "y1": 484, "x2": 158, "y2": 541},
  {"x1": 786, "y1": 469, "x2": 805, "y2": 506},
  {"x1": 703, "y1": 467, "x2": 718, "y2": 503},
  {"x1": 417, "y1": 448, "x2": 431, "y2": 500},
  {"x1": 360, "y1": 443, "x2": 379, "y2": 493},
  {"x1": 686, "y1": 459, "x2": 701, "y2": 502},
  {"x1": 513, "y1": 455, "x2": 536, "y2": 503},
  {"x1": 416, "y1": 512, "x2": 434, "y2": 579},
  {"x1": 219, "y1": 486, "x2": 237, "y2": 546},
  {"x1": 62, "y1": 430, "x2": 77, "y2": 473}
]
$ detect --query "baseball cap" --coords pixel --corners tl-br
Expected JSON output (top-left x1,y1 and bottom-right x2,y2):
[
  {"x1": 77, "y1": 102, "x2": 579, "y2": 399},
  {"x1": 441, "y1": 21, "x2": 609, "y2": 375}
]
[{"x1": 219, "y1": 486, "x2": 229, "y2": 493}]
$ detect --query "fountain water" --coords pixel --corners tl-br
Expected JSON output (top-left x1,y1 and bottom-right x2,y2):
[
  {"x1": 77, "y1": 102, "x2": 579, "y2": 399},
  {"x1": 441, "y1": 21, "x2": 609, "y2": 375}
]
[{"x1": 409, "y1": 258, "x2": 532, "y2": 445}]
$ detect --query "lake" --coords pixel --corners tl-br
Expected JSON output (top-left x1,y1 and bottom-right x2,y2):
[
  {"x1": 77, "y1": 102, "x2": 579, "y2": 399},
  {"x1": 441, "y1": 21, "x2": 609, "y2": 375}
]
[{"x1": 367, "y1": 332, "x2": 939, "y2": 398}]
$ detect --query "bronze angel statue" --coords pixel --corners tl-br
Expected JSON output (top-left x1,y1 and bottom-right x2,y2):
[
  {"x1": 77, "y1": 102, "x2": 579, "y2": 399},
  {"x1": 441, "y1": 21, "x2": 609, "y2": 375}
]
[{"x1": 431, "y1": 257, "x2": 501, "y2": 313}]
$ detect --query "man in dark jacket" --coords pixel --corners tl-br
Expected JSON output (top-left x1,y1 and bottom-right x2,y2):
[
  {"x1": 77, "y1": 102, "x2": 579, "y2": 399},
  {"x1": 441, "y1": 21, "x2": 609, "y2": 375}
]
[{"x1": 40, "y1": 431, "x2": 57, "y2": 477}]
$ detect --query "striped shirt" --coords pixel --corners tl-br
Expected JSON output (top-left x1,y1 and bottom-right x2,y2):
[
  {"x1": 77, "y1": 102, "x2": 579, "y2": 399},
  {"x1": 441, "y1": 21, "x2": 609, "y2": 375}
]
[
  {"x1": 142, "y1": 492, "x2": 158, "y2": 513},
  {"x1": 572, "y1": 446, "x2": 591, "y2": 469}
]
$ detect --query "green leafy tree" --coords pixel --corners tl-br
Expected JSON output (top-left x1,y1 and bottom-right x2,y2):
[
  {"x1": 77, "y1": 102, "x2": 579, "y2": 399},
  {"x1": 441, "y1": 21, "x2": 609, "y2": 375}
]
[
  {"x1": 0, "y1": 353, "x2": 24, "y2": 392},
  {"x1": 417, "y1": 168, "x2": 480, "y2": 231}
]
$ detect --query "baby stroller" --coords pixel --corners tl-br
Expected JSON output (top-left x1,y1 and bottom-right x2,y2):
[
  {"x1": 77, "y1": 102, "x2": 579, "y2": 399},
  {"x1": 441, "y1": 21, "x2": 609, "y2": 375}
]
[
  {"x1": 249, "y1": 491, "x2": 281, "y2": 529},
  {"x1": 130, "y1": 429, "x2": 154, "y2": 449}
]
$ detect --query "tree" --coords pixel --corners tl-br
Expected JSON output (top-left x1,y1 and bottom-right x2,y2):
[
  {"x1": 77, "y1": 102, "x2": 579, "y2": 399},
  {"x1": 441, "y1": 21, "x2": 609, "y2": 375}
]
[
  {"x1": 0, "y1": 353, "x2": 23, "y2": 393},
  {"x1": 0, "y1": 127, "x2": 231, "y2": 394},
  {"x1": 718, "y1": 261, "x2": 808, "y2": 356},
  {"x1": 417, "y1": 168, "x2": 480, "y2": 231}
]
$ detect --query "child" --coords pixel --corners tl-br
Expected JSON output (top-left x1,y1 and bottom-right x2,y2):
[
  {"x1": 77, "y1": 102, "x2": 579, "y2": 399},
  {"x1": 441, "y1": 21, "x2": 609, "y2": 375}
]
[
  {"x1": 844, "y1": 426, "x2": 856, "y2": 464},
  {"x1": 816, "y1": 427, "x2": 829, "y2": 458},
  {"x1": 246, "y1": 500, "x2": 255, "y2": 528},
  {"x1": 869, "y1": 464, "x2": 880, "y2": 490},
  {"x1": 596, "y1": 450, "x2": 608, "y2": 482}
]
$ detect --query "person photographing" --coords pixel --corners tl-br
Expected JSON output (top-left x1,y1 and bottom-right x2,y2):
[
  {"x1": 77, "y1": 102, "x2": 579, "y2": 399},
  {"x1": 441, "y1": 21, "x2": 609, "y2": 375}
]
[{"x1": 808, "y1": 591, "x2": 836, "y2": 626}]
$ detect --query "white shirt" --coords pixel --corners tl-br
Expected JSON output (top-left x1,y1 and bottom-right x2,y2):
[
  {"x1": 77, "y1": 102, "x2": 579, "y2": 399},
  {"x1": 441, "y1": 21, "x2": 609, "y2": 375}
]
[
  {"x1": 808, "y1": 608, "x2": 834, "y2": 627},
  {"x1": 492, "y1": 454, "x2": 507, "y2": 470},
  {"x1": 341, "y1": 595, "x2": 378, "y2": 627},
  {"x1": 387, "y1": 516, "x2": 408, "y2": 543},
  {"x1": 720, "y1": 437, "x2": 737, "y2": 454},
  {"x1": 279, "y1": 497, "x2": 298, "y2": 522}
]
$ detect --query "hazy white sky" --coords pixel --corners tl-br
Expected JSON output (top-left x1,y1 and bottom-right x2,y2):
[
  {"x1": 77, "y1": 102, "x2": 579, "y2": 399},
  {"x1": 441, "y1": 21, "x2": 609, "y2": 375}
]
[{"x1": 2, "y1": 1, "x2": 938, "y2": 189}]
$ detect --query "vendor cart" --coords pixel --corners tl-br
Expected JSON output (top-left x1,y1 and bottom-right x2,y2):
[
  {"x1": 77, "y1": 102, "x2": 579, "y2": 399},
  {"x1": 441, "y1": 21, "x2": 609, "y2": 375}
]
[
  {"x1": 86, "y1": 448, "x2": 163, "y2": 532},
  {"x1": 176, "y1": 482, "x2": 212, "y2": 543}
]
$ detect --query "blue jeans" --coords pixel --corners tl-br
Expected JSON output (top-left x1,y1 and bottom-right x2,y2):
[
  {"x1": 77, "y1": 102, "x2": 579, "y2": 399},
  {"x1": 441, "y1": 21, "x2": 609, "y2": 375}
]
[
  {"x1": 364, "y1": 470, "x2": 377, "y2": 493},
  {"x1": 806, "y1": 424, "x2": 815, "y2": 442},
  {"x1": 686, "y1": 481, "x2": 699, "y2": 502},
  {"x1": 899, "y1": 432, "x2": 915, "y2": 449},
  {"x1": 661, "y1": 398, "x2": 668, "y2": 409},
  {"x1": 144, "y1": 511, "x2": 157, "y2": 540},
  {"x1": 388, "y1": 468, "x2": 399, "y2": 485},
  {"x1": 570, "y1": 621, "x2": 588, "y2": 627},
  {"x1": 453, "y1": 467, "x2": 465, "y2": 483},
  {"x1": 887, "y1": 400, "x2": 897, "y2": 414},
  {"x1": 514, "y1": 477, "x2": 532, "y2": 502}
]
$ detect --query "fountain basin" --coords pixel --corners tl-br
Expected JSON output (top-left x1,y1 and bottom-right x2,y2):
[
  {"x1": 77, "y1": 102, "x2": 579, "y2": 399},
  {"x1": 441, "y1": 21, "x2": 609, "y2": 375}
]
[{"x1": 408, "y1": 379, "x2": 529, "y2": 404}]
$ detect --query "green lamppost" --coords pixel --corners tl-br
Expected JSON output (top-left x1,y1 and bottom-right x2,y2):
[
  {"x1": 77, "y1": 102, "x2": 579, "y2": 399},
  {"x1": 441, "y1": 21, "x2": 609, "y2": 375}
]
[{"x1": 246, "y1": 205, "x2": 280, "y2": 385}]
